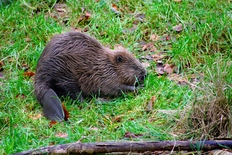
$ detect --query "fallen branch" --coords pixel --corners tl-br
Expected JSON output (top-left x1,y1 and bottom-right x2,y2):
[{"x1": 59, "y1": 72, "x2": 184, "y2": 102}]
[{"x1": 13, "y1": 140, "x2": 232, "y2": 155}]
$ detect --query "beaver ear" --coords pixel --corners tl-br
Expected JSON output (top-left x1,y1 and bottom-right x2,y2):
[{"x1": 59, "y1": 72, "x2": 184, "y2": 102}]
[{"x1": 116, "y1": 55, "x2": 123, "y2": 63}]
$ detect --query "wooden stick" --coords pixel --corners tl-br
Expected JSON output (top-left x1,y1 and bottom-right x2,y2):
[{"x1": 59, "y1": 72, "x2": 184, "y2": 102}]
[{"x1": 13, "y1": 140, "x2": 232, "y2": 155}]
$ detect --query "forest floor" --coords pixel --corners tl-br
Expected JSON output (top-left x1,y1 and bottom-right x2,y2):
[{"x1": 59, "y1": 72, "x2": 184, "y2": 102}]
[{"x1": 0, "y1": 0, "x2": 231, "y2": 154}]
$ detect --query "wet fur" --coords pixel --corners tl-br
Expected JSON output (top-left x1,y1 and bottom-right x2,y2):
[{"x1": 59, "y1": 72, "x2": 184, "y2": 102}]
[{"x1": 34, "y1": 32, "x2": 146, "y2": 104}]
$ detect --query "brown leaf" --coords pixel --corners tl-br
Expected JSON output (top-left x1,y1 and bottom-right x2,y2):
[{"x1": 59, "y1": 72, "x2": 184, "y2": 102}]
[
  {"x1": 146, "y1": 96, "x2": 156, "y2": 113},
  {"x1": 0, "y1": 61, "x2": 4, "y2": 78},
  {"x1": 83, "y1": 27, "x2": 89, "y2": 32},
  {"x1": 16, "y1": 94, "x2": 26, "y2": 99},
  {"x1": 21, "y1": 63, "x2": 29, "y2": 71},
  {"x1": 23, "y1": 71, "x2": 35, "y2": 77},
  {"x1": 25, "y1": 37, "x2": 31, "y2": 42},
  {"x1": 112, "y1": 115, "x2": 123, "y2": 123},
  {"x1": 172, "y1": 23, "x2": 183, "y2": 32},
  {"x1": 53, "y1": 3, "x2": 68, "y2": 18},
  {"x1": 55, "y1": 132, "x2": 68, "y2": 138},
  {"x1": 135, "y1": 13, "x2": 146, "y2": 22},
  {"x1": 141, "y1": 62, "x2": 150, "y2": 68},
  {"x1": 173, "y1": 0, "x2": 182, "y2": 2},
  {"x1": 122, "y1": 25, "x2": 137, "y2": 34},
  {"x1": 85, "y1": 12, "x2": 91, "y2": 20},
  {"x1": 89, "y1": 127, "x2": 99, "y2": 131},
  {"x1": 49, "y1": 121, "x2": 57, "y2": 128},
  {"x1": 114, "y1": 44, "x2": 127, "y2": 51},
  {"x1": 142, "y1": 42, "x2": 157, "y2": 52},
  {"x1": 0, "y1": 61, "x2": 4, "y2": 71},
  {"x1": 164, "y1": 64, "x2": 174, "y2": 74},
  {"x1": 156, "y1": 61, "x2": 164, "y2": 75},
  {"x1": 111, "y1": 3, "x2": 121, "y2": 15},
  {"x1": 29, "y1": 113, "x2": 42, "y2": 120},
  {"x1": 150, "y1": 34, "x2": 160, "y2": 42},
  {"x1": 168, "y1": 74, "x2": 189, "y2": 85},
  {"x1": 160, "y1": 34, "x2": 171, "y2": 41},
  {"x1": 112, "y1": 3, "x2": 118, "y2": 11},
  {"x1": 151, "y1": 54, "x2": 164, "y2": 61},
  {"x1": 78, "y1": 11, "x2": 92, "y2": 23},
  {"x1": 62, "y1": 104, "x2": 70, "y2": 121},
  {"x1": 54, "y1": 4, "x2": 67, "y2": 12},
  {"x1": 124, "y1": 132, "x2": 143, "y2": 138}
]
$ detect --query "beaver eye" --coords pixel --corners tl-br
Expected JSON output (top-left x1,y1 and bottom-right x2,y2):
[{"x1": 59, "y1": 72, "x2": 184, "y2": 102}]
[
  {"x1": 132, "y1": 65, "x2": 138, "y2": 70},
  {"x1": 116, "y1": 55, "x2": 123, "y2": 63}
]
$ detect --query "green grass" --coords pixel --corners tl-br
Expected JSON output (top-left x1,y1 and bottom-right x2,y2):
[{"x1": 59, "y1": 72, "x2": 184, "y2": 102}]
[{"x1": 0, "y1": 0, "x2": 231, "y2": 154}]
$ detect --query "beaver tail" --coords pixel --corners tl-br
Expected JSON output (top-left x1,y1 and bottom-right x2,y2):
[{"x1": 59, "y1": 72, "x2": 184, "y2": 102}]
[
  {"x1": 34, "y1": 77, "x2": 65, "y2": 122},
  {"x1": 40, "y1": 89, "x2": 65, "y2": 122}
]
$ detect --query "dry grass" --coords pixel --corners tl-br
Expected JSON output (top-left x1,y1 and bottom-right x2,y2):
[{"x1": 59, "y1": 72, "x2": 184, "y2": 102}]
[{"x1": 176, "y1": 60, "x2": 232, "y2": 139}]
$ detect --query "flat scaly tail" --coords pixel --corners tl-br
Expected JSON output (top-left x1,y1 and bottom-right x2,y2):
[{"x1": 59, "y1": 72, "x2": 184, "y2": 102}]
[{"x1": 41, "y1": 89, "x2": 65, "y2": 122}]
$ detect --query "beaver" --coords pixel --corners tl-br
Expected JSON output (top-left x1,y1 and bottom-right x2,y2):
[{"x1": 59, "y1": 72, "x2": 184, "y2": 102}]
[{"x1": 34, "y1": 32, "x2": 146, "y2": 122}]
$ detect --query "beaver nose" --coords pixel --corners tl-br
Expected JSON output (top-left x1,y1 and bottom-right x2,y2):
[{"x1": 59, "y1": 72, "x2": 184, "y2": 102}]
[
  {"x1": 139, "y1": 75, "x2": 145, "y2": 82},
  {"x1": 139, "y1": 71, "x2": 147, "y2": 82},
  {"x1": 138, "y1": 73, "x2": 147, "y2": 82}
]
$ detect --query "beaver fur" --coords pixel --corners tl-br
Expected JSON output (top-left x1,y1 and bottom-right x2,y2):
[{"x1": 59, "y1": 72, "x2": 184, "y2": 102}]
[{"x1": 34, "y1": 32, "x2": 146, "y2": 121}]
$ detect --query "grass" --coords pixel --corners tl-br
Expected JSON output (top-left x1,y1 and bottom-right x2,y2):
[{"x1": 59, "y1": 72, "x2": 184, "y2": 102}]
[{"x1": 0, "y1": 0, "x2": 231, "y2": 154}]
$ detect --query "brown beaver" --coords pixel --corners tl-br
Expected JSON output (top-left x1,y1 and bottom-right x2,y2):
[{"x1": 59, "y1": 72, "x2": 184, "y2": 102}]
[{"x1": 34, "y1": 32, "x2": 146, "y2": 122}]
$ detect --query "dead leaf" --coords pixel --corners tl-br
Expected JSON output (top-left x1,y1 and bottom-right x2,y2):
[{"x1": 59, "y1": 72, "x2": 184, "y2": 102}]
[
  {"x1": 122, "y1": 25, "x2": 137, "y2": 34},
  {"x1": 150, "y1": 34, "x2": 160, "y2": 42},
  {"x1": 156, "y1": 61, "x2": 164, "y2": 75},
  {"x1": 21, "y1": 63, "x2": 29, "y2": 71},
  {"x1": 111, "y1": 3, "x2": 121, "y2": 15},
  {"x1": 49, "y1": 142, "x2": 55, "y2": 146},
  {"x1": 142, "y1": 42, "x2": 157, "y2": 52},
  {"x1": 210, "y1": 149, "x2": 232, "y2": 155},
  {"x1": 112, "y1": 3, "x2": 118, "y2": 11},
  {"x1": 164, "y1": 64, "x2": 174, "y2": 74},
  {"x1": 16, "y1": 94, "x2": 26, "y2": 99},
  {"x1": 141, "y1": 54, "x2": 153, "y2": 61},
  {"x1": 114, "y1": 44, "x2": 127, "y2": 51},
  {"x1": 85, "y1": 12, "x2": 91, "y2": 20},
  {"x1": 78, "y1": 11, "x2": 92, "y2": 23},
  {"x1": 172, "y1": 23, "x2": 183, "y2": 32},
  {"x1": 141, "y1": 62, "x2": 150, "y2": 68},
  {"x1": 190, "y1": 75, "x2": 200, "y2": 85},
  {"x1": 25, "y1": 37, "x2": 31, "y2": 42},
  {"x1": 23, "y1": 71, "x2": 35, "y2": 77},
  {"x1": 89, "y1": 127, "x2": 99, "y2": 131},
  {"x1": 62, "y1": 104, "x2": 70, "y2": 121},
  {"x1": 173, "y1": 0, "x2": 182, "y2": 2},
  {"x1": 55, "y1": 132, "x2": 68, "y2": 138},
  {"x1": 53, "y1": 3, "x2": 68, "y2": 18},
  {"x1": 83, "y1": 27, "x2": 89, "y2": 32},
  {"x1": 49, "y1": 121, "x2": 57, "y2": 128},
  {"x1": 0, "y1": 61, "x2": 4, "y2": 78},
  {"x1": 151, "y1": 53, "x2": 165, "y2": 61},
  {"x1": 146, "y1": 96, "x2": 156, "y2": 113},
  {"x1": 54, "y1": 3, "x2": 67, "y2": 12},
  {"x1": 112, "y1": 115, "x2": 123, "y2": 123},
  {"x1": 160, "y1": 34, "x2": 171, "y2": 41},
  {"x1": 0, "y1": 61, "x2": 4, "y2": 71},
  {"x1": 30, "y1": 114, "x2": 42, "y2": 120},
  {"x1": 135, "y1": 13, "x2": 146, "y2": 22},
  {"x1": 124, "y1": 132, "x2": 143, "y2": 138},
  {"x1": 168, "y1": 74, "x2": 189, "y2": 85}
]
